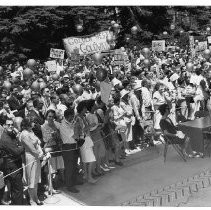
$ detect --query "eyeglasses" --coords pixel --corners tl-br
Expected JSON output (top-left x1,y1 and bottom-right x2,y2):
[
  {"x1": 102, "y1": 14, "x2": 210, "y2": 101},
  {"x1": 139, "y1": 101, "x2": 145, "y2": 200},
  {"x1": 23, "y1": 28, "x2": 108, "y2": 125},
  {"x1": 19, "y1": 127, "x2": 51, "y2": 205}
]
[{"x1": 6, "y1": 123, "x2": 14, "y2": 127}]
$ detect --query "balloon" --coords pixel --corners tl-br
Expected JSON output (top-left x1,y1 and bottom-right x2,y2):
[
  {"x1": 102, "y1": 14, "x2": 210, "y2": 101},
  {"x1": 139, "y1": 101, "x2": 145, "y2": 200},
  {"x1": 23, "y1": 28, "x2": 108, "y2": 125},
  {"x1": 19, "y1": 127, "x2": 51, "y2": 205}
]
[
  {"x1": 96, "y1": 68, "x2": 107, "y2": 82},
  {"x1": 142, "y1": 48, "x2": 150, "y2": 58},
  {"x1": 31, "y1": 81, "x2": 40, "y2": 91},
  {"x1": 175, "y1": 46, "x2": 180, "y2": 52},
  {"x1": 186, "y1": 62, "x2": 194, "y2": 71},
  {"x1": 163, "y1": 31, "x2": 168, "y2": 35},
  {"x1": 52, "y1": 73, "x2": 59, "y2": 81},
  {"x1": 23, "y1": 68, "x2": 33, "y2": 79},
  {"x1": 143, "y1": 59, "x2": 150, "y2": 66},
  {"x1": 3, "y1": 81, "x2": 12, "y2": 90},
  {"x1": 39, "y1": 82, "x2": 47, "y2": 89},
  {"x1": 113, "y1": 23, "x2": 119, "y2": 29},
  {"x1": 72, "y1": 84, "x2": 83, "y2": 95},
  {"x1": 76, "y1": 24, "x2": 83, "y2": 33},
  {"x1": 106, "y1": 34, "x2": 113, "y2": 44},
  {"x1": 27, "y1": 59, "x2": 37, "y2": 69},
  {"x1": 204, "y1": 49, "x2": 211, "y2": 59},
  {"x1": 131, "y1": 26, "x2": 138, "y2": 35},
  {"x1": 0, "y1": 66, "x2": 3, "y2": 75},
  {"x1": 92, "y1": 53, "x2": 103, "y2": 65}
]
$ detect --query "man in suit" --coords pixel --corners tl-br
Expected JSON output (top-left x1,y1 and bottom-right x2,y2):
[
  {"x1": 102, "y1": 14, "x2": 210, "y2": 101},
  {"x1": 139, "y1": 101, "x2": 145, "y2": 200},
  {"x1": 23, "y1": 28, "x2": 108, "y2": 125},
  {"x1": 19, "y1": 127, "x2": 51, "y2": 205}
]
[{"x1": 0, "y1": 117, "x2": 24, "y2": 205}]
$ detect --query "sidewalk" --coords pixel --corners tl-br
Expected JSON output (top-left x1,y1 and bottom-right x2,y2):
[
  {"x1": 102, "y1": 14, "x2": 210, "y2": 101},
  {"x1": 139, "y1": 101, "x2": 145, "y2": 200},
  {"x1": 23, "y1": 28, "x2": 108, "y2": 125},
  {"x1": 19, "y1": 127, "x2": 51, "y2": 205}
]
[{"x1": 60, "y1": 144, "x2": 211, "y2": 206}]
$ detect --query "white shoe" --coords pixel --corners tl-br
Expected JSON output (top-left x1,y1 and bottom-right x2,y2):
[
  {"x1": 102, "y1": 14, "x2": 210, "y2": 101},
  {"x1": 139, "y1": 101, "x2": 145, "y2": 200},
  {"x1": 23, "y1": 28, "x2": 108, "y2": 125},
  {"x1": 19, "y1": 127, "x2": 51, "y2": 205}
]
[
  {"x1": 100, "y1": 166, "x2": 110, "y2": 172},
  {"x1": 125, "y1": 149, "x2": 131, "y2": 155}
]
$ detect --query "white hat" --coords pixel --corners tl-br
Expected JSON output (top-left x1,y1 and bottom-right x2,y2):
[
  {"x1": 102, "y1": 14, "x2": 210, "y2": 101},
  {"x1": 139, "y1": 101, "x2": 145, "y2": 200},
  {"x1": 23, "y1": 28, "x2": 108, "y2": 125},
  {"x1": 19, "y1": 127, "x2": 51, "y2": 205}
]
[{"x1": 63, "y1": 74, "x2": 69, "y2": 78}]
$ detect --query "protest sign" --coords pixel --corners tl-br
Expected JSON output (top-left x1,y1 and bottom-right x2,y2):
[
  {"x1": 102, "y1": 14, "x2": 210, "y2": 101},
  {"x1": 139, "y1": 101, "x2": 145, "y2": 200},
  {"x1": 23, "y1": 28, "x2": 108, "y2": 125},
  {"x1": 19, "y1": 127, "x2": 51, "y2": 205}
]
[
  {"x1": 152, "y1": 40, "x2": 165, "y2": 52},
  {"x1": 208, "y1": 36, "x2": 211, "y2": 44},
  {"x1": 112, "y1": 49, "x2": 125, "y2": 66},
  {"x1": 50, "y1": 48, "x2": 65, "y2": 59},
  {"x1": 46, "y1": 60, "x2": 57, "y2": 72},
  {"x1": 63, "y1": 31, "x2": 112, "y2": 56},
  {"x1": 195, "y1": 41, "x2": 207, "y2": 52}
]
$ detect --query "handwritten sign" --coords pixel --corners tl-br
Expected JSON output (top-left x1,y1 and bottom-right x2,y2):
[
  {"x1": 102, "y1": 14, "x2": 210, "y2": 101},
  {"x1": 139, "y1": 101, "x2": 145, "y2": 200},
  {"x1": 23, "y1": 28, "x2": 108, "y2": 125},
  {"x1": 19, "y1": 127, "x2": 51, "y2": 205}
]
[
  {"x1": 152, "y1": 40, "x2": 165, "y2": 52},
  {"x1": 46, "y1": 60, "x2": 57, "y2": 72},
  {"x1": 112, "y1": 49, "x2": 125, "y2": 65},
  {"x1": 208, "y1": 36, "x2": 211, "y2": 44},
  {"x1": 195, "y1": 41, "x2": 207, "y2": 52},
  {"x1": 50, "y1": 48, "x2": 65, "y2": 59},
  {"x1": 63, "y1": 31, "x2": 112, "y2": 56}
]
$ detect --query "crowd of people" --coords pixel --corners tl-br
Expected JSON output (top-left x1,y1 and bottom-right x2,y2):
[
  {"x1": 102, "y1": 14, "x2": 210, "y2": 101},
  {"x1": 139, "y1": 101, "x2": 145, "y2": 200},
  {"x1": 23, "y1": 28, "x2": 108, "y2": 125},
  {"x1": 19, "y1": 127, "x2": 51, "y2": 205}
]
[{"x1": 0, "y1": 43, "x2": 211, "y2": 205}]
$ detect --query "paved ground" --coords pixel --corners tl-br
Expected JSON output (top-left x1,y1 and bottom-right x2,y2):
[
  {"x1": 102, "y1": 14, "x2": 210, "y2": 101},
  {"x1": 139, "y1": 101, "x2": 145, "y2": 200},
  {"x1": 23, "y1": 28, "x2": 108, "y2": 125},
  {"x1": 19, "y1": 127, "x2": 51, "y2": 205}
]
[{"x1": 45, "y1": 144, "x2": 211, "y2": 206}]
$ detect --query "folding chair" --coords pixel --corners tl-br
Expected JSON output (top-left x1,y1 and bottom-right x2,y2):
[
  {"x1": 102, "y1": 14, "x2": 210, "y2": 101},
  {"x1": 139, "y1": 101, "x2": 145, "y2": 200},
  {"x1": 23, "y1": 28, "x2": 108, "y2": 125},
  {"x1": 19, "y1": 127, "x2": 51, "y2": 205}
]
[{"x1": 161, "y1": 131, "x2": 187, "y2": 162}]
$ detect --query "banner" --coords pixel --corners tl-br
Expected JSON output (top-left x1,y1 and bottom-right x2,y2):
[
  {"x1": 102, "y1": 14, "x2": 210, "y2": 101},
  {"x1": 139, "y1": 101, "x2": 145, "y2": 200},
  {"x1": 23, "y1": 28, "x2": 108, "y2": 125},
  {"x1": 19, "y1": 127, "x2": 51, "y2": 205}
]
[
  {"x1": 46, "y1": 60, "x2": 57, "y2": 72},
  {"x1": 195, "y1": 41, "x2": 207, "y2": 52},
  {"x1": 208, "y1": 36, "x2": 211, "y2": 44},
  {"x1": 63, "y1": 31, "x2": 112, "y2": 56},
  {"x1": 152, "y1": 40, "x2": 165, "y2": 52},
  {"x1": 50, "y1": 48, "x2": 65, "y2": 59}
]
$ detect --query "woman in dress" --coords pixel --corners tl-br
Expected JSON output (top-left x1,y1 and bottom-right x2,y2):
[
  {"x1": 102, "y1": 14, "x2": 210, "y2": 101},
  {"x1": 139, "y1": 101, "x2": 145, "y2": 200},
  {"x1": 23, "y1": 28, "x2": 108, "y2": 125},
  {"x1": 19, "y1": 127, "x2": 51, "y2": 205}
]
[
  {"x1": 20, "y1": 117, "x2": 44, "y2": 205},
  {"x1": 41, "y1": 109, "x2": 64, "y2": 194},
  {"x1": 86, "y1": 99, "x2": 106, "y2": 176},
  {"x1": 75, "y1": 100, "x2": 97, "y2": 183},
  {"x1": 153, "y1": 83, "x2": 170, "y2": 131}
]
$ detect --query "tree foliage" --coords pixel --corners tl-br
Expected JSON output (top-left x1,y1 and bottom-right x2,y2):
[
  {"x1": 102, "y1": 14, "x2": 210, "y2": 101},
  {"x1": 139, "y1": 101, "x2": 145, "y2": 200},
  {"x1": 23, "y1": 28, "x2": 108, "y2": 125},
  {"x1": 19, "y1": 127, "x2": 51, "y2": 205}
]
[{"x1": 0, "y1": 6, "x2": 211, "y2": 63}]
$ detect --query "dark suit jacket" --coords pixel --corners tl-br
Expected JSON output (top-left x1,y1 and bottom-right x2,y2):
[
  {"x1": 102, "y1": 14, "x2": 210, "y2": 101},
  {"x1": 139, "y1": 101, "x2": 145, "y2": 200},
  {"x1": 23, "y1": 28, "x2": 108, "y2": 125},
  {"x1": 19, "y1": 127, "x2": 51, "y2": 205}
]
[{"x1": 7, "y1": 95, "x2": 21, "y2": 111}]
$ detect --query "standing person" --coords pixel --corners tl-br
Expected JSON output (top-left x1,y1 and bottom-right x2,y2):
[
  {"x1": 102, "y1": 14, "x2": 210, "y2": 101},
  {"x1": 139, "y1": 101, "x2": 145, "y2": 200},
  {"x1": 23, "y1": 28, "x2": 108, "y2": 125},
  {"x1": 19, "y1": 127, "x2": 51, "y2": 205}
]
[
  {"x1": 75, "y1": 101, "x2": 97, "y2": 184},
  {"x1": 0, "y1": 118, "x2": 24, "y2": 205},
  {"x1": 41, "y1": 87, "x2": 51, "y2": 115},
  {"x1": 41, "y1": 109, "x2": 64, "y2": 194},
  {"x1": 58, "y1": 108, "x2": 84, "y2": 193},
  {"x1": 20, "y1": 118, "x2": 44, "y2": 205},
  {"x1": 86, "y1": 99, "x2": 106, "y2": 175}
]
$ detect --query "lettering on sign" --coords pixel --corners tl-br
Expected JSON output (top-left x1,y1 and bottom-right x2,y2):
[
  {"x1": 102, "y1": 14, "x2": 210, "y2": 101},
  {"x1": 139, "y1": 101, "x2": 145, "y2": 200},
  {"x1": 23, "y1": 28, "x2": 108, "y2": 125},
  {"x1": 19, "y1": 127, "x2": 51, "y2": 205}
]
[
  {"x1": 46, "y1": 60, "x2": 57, "y2": 72},
  {"x1": 63, "y1": 31, "x2": 113, "y2": 55},
  {"x1": 195, "y1": 41, "x2": 207, "y2": 52},
  {"x1": 50, "y1": 48, "x2": 65, "y2": 59},
  {"x1": 152, "y1": 40, "x2": 165, "y2": 52}
]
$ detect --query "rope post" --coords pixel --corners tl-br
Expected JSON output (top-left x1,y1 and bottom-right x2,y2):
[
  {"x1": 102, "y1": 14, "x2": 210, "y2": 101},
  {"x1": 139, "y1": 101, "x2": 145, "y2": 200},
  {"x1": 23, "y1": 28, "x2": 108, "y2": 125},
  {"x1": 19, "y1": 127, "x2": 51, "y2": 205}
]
[{"x1": 44, "y1": 158, "x2": 60, "y2": 204}]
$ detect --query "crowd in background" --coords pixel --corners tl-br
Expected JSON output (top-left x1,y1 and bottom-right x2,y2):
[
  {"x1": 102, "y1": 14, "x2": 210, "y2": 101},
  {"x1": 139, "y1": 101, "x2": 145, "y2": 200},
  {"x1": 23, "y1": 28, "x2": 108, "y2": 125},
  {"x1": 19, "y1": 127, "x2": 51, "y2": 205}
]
[{"x1": 0, "y1": 44, "x2": 211, "y2": 205}]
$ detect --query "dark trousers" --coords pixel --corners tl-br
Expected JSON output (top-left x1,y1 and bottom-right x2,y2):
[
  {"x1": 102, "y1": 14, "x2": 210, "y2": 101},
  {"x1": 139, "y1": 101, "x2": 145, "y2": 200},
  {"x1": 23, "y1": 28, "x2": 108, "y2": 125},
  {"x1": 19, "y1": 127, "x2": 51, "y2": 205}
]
[
  {"x1": 132, "y1": 118, "x2": 144, "y2": 146},
  {"x1": 0, "y1": 186, "x2": 5, "y2": 204},
  {"x1": 62, "y1": 144, "x2": 79, "y2": 188},
  {"x1": 6, "y1": 170, "x2": 23, "y2": 205}
]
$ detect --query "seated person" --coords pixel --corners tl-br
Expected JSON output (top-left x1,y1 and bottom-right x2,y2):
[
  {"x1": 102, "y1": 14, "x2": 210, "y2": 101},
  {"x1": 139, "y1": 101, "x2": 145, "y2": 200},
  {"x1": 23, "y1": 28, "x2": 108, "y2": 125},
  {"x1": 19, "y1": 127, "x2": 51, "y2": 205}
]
[{"x1": 158, "y1": 104, "x2": 197, "y2": 157}]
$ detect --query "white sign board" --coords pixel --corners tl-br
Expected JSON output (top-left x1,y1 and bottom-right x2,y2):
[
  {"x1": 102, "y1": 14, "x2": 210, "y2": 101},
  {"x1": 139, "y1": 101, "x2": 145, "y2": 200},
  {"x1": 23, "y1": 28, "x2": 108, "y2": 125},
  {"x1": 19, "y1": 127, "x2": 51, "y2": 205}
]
[
  {"x1": 152, "y1": 40, "x2": 165, "y2": 52},
  {"x1": 46, "y1": 60, "x2": 57, "y2": 72},
  {"x1": 208, "y1": 36, "x2": 211, "y2": 44},
  {"x1": 50, "y1": 48, "x2": 65, "y2": 59},
  {"x1": 195, "y1": 41, "x2": 208, "y2": 52},
  {"x1": 63, "y1": 31, "x2": 112, "y2": 56}
]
